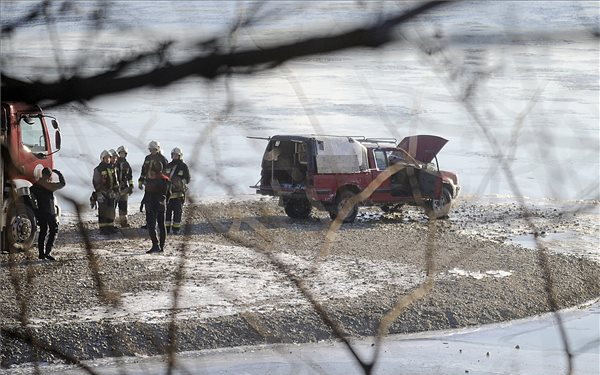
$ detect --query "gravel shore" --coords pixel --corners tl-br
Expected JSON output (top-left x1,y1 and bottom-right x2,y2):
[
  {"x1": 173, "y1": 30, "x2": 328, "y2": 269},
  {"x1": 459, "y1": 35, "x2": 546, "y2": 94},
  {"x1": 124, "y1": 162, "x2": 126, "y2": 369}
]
[{"x1": 1, "y1": 197, "x2": 599, "y2": 368}]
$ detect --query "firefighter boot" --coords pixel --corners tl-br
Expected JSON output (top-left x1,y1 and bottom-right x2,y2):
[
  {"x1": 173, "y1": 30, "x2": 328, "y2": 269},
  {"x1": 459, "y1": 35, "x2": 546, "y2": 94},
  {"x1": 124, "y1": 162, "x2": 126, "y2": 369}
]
[
  {"x1": 146, "y1": 244, "x2": 162, "y2": 254},
  {"x1": 44, "y1": 247, "x2": 55, "y2": 261},
  {"x1": 119, "y1": 215, "x2": 131, "y2": 228}
]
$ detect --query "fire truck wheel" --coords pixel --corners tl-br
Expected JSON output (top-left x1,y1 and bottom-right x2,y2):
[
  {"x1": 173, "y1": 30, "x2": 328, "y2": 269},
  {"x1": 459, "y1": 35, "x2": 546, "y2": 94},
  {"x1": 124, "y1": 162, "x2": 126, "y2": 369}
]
[
  {"x1": 6, "y1": 203, "x2": 37, "y2": 252},
  {"x1": 284, "y1": 198, "x2": 312, "y2": 219},
  {"x1": 329, "y1": 189, "x2": 359, "y2": 223},
  {"x1": 426, "y1": 186, "x2": 453, "y2": 219}
]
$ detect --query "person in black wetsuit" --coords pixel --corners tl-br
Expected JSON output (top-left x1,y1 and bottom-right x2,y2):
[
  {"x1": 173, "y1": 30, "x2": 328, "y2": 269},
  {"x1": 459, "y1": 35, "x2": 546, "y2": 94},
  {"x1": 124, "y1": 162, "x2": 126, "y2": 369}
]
[{"x1": 31, "y1": 167, "x2": 66, "y2": 261}]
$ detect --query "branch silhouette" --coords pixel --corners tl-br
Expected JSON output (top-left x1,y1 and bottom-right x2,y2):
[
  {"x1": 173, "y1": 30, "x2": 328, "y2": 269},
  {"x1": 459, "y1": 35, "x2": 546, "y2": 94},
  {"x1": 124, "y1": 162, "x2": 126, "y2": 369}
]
[{"x1": 1, "y1": 1, "x2": 451, "y2": 106}]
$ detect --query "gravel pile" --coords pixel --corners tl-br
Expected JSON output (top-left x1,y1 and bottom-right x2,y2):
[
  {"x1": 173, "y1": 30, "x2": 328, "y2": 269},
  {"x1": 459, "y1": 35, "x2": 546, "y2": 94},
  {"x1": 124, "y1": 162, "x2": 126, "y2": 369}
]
[{"x1": 1, "y1": 197, "x2": 599, "y2": 368}]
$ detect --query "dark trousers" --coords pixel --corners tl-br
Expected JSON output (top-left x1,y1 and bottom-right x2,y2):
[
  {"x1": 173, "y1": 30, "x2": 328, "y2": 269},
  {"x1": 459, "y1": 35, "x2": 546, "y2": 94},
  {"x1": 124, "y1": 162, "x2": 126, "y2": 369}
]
[
  {"x1": 117, "y1": 196, "x2": 128, "y2": 216},
  {"x1": 38, "y1": 214, "x2": 58, "y2": 257},
  {"x1": 98, "y1": 195, "x2": 116, "y2": 230},
  {"x1": 146, "y1": 204, "x2": 166, "y2": 248},
  {"x1": 166, "y1": 197, "x2": 183, "y2": 230}
]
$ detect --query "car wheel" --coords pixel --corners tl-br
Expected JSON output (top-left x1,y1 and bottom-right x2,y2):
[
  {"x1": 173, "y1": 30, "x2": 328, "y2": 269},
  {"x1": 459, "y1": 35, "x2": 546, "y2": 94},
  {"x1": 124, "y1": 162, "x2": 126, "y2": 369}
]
[
  {"x1": 284, "y1": 198, "x2": 312, "y2": 219},
  {"x1": 6, "y1": 202, "x2": 37, "y2": 252},
  {"x1": 329, "y1": 189, "x2": 359, "y2": 223},
  {"x1": 426, "y1": 186, "x2": 453, "y2": 219}
]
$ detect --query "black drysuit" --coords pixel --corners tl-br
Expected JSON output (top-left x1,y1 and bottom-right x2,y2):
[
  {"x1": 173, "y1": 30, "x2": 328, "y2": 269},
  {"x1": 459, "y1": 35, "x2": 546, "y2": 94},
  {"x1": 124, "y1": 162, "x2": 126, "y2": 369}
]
[{"x1": 30, "y1": 170, "x2": 66, "y2": 258}]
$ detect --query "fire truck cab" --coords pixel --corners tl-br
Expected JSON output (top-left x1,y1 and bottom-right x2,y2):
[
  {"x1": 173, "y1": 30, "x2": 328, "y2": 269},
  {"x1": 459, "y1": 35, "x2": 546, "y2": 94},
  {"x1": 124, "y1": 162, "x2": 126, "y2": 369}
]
[{"x1": 1, "y1": 102, "x2": 61, "y2": 252}]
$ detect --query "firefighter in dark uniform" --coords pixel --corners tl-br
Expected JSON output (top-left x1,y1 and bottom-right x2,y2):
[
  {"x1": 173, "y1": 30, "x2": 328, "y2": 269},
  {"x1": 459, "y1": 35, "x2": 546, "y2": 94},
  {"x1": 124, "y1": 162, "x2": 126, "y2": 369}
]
[
  {"x1": 109, "y1": 149, "x2": 118, "y2": 166},
  {"x1": 31, "y1": 167, "x2": 65, "y2": 260},
  {"x1": 164, "y1": 147, "x2": 190, "y2": 234},
  {"x1": 138, "y1": 140, "x2": 168, "y2": 229},
  {"x1": 93, "y1": 150, "x2": 119, "y2": 234},
  {"x1": 138, "y1": 140, "x2": 168, "y2": 190},
  {"x1": 144, "y1": 160, "x2": 170, "y2": 253},
  {"x1": 115, "y1": 145, "x2": 134, "y2": 227}
]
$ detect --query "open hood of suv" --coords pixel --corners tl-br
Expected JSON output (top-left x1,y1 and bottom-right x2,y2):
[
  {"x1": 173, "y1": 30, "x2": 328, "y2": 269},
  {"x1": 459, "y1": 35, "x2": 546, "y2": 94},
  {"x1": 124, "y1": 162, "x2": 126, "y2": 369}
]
[{"x1": 397, "y1": 135, "x2": 448, "y2": 163}]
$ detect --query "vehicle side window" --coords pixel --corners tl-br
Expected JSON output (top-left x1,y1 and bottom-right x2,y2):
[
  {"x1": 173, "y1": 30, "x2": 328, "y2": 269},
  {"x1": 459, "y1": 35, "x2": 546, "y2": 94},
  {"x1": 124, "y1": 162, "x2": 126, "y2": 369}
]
[
  {"x1": 296, "y1": 142, "x2": 307, "y2": 165},
  {"x1": 19, "y1": 117, "x2": 47, "y2": 153},
  {"x1": 374, "y1": 150, "x2": 388, "y2": 170}
]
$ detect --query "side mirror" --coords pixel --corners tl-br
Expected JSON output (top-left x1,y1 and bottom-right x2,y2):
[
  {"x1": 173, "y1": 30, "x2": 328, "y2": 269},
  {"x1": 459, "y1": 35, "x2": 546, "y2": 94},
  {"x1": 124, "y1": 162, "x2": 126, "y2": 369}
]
[
  {"x1": 51, "y1": 119, "x2": 59, "y2": 130},
  {"x1": 22, "y1": 116, "x2": 35, "y2": 125},
  {"x1": 55, "y1": 131, "x2": 61, "y2": 150}
]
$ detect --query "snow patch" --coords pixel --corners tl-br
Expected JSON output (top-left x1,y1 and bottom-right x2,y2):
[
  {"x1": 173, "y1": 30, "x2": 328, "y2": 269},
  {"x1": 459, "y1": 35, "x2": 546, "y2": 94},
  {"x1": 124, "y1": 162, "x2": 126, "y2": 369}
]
[
  {"x1": 446, "y1": 268, "x2": 513, "y2": 280},
  {"x1": 65, "y1": 243, "x2": 424, "y2": 324}
]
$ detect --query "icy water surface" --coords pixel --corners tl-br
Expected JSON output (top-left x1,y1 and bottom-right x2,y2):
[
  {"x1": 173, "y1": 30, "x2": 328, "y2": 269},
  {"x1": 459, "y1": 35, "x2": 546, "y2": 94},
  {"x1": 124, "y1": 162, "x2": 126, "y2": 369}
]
[{"x1": 1, "y1": 1, "x2": 598, "y2": 205}]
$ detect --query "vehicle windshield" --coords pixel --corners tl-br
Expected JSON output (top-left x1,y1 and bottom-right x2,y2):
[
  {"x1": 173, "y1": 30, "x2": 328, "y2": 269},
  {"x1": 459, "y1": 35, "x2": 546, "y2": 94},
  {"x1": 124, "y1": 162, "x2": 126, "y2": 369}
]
[{"x1": 19, "y1": 116, "x2": 47, "y2": 153}]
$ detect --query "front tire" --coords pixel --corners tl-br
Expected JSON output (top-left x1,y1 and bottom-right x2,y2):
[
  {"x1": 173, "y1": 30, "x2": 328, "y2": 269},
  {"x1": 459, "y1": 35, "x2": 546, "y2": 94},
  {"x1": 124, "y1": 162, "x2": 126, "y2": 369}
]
[
  {"x1": 426, "y1": 186, "x2": 453, "y2": 219},
  {"x1": 6, "y1": 202, "x2": 37, "y2": 252},
  {"x1": 284, "y1": 198, "x2": 312, "y2": 219},
  {"x1": 329, "y1": 189, "x2": 359, "y2": 223}
]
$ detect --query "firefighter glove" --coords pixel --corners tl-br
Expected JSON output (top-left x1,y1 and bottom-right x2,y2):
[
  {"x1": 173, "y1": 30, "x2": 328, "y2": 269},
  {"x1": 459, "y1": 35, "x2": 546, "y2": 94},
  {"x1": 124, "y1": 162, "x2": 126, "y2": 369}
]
[
  {"x1": 128, "y1": 186, "x2": 133, "y2": 195},
  {"x1": 138, "y1": 180, "x2": 144, "y2": 190},
  {"x1": 89, "y1": 193, "x2": 97, "y2": 209}
]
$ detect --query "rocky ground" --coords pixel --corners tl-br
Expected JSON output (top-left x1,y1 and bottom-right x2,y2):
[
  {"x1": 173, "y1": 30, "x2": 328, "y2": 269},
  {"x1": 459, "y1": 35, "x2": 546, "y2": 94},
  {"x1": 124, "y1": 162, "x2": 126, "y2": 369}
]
[{"x1": 1, "y1": 196, "x2": 599, "y2": 369}]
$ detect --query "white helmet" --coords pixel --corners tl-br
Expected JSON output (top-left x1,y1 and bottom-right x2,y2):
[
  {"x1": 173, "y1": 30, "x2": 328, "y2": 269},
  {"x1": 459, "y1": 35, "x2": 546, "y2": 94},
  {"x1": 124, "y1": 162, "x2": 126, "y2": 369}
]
[
  {"x1": 100, "y1": 150, "x2": 110, "y2": 160},
  {"x1": 171, "y1": 147, "x2": 183, "y2": 157},
  {"x1": 117, "y1": 145, "x2": 128, "y2": 154},
  {"x1": 148, "y1": 140, "x2": 160, "y2": 151},
  {"x1": 109, "y1": 149, "x2": 118, "y2": 157}
]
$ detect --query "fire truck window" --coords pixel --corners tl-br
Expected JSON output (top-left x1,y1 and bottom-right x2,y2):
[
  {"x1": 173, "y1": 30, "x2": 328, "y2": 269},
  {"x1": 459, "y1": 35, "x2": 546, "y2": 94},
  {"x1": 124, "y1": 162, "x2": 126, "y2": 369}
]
[
  {"x1": 1, "y1": 107, "x2": 7, "y2": 131},
  {"x1": 19, "y1": 117, "x2": 47, "y2": 153}
]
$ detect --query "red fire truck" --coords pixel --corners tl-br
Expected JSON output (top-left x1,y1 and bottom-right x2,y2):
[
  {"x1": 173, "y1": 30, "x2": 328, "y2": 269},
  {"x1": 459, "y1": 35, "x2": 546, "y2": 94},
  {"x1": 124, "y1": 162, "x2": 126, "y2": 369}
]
[{"x1": 1, "y1": 102, "x2": 62, "y2": 252}]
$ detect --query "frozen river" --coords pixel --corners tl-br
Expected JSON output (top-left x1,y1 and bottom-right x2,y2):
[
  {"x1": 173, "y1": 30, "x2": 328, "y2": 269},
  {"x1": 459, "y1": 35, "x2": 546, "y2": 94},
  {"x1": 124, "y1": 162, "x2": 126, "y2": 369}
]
[
  {"x1": 2, "y1": 1, "x2": 598, "y2": 207},
  {"x1": 6, "y1": 300, "x2": 598, "y2": 375}
]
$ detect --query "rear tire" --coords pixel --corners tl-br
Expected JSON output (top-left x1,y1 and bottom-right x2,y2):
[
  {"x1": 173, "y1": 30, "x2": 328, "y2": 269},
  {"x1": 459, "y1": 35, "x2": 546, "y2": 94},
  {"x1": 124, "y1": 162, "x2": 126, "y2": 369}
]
[
  {"x1": 284, "y1": 198, "x2": 312, "y2": 219},
  {"x1": 329, "y1": 189, "x2": 359, "y2": 223},
  {"x1": 426, "y1": 186, "x2": 453, "y2": 219}
]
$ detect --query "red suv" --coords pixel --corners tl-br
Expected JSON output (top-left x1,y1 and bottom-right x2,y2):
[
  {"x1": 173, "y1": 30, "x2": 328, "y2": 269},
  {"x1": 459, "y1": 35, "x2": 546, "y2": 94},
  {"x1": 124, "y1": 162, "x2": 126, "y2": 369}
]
[{"x1": 251, "y1": 134, "x2": 460, "y2": 222}]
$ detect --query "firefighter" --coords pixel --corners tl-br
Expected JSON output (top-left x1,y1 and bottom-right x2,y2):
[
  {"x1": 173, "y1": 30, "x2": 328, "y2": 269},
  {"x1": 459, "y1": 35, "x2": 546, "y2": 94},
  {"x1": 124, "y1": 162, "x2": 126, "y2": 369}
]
[
  {"x1": 138, "y1": 140, "x2": 168, "y2": 229},
  {"x1": 31, "y1": 167, "x2": 65, "y2": 260},
  {"x1": 93, "y1": 150, "x2": 119, "y2": 234},
  {"x1": 144, "y1": 160, "x2": 170, "y2": 253},
  {"x1": 164, "y1": 147, "x2": 190, "y2": 234},
  {"x1": 138, "y1": 140, "x2": 168, "y2": 190},
  {"x1": 108, "y1": 149, "x2": 118, "y2": 166},
  {"x1": 115, "y1": 145, "x2": 134, "y2": 227}
]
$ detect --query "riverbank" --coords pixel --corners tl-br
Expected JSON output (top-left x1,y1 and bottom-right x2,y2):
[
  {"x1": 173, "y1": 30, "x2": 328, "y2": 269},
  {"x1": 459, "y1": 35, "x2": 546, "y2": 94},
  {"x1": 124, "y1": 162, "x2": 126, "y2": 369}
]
[{"x1": 1, "y1": 197, "x2": 599, "y2": 368}]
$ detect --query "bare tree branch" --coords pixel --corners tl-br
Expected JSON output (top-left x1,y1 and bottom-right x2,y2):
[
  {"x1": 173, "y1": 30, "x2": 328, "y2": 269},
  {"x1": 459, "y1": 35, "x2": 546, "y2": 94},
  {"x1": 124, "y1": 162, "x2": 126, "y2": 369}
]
[{"x1": 1, "y1": 1, "x2": 452, "y2": 107}]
